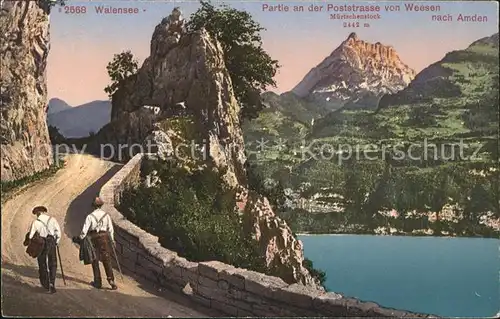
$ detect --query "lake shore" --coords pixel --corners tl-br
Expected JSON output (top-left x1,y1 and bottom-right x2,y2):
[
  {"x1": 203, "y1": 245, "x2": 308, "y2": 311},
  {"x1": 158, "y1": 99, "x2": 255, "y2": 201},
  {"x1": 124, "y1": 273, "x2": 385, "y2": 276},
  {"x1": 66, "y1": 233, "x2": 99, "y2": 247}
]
[{"x1": 295, "y1": 228, "x2": 500, "y2": 239}]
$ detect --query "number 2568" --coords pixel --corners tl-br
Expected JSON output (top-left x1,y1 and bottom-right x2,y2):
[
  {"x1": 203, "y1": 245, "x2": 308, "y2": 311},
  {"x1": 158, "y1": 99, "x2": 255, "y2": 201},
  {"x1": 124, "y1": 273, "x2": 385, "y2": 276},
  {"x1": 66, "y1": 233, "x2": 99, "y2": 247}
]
[{"x1": 64, "y1": 6, "x2": 87, "y2": 14}]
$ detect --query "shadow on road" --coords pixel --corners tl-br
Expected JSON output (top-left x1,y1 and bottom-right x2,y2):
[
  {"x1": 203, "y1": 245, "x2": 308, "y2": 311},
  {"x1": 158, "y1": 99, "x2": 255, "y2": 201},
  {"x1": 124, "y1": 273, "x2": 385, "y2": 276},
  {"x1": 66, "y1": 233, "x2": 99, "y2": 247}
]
[
  {"x1": 2, "y1": 260, "x2": 220, "y2": 316},
  {"x1": 118, "y1": 265, "x2": 222, "y2": 317},
  {"x1": 64, "y1": 165, "x2": 122, "y2": 238},
  {"x1": 54, "y1": 160, "x2": 222, "y2": 317},
  {"x1": 2, "y1": 261, "x2": 90, "y2": 286},
  {"x1": 1, "y1": 271, "x2": 212, "y2": 317}
]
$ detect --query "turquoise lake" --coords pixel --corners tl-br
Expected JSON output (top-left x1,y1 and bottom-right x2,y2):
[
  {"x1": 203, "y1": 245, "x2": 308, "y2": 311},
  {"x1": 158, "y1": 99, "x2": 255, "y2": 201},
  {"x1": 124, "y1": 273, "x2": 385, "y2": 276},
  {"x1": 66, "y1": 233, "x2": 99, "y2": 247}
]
[{"x1": 299, "y1": 235, "x2": 499, "y2": 317}]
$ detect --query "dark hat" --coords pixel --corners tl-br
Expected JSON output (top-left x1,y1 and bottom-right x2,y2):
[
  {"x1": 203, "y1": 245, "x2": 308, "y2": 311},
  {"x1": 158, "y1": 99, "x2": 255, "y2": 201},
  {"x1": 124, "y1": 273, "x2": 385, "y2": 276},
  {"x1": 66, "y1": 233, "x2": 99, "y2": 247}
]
[
  {"x1": 32, "y1": 206, "x2": 48, "y2": 214},
  {"x1": 93, "y1": 197, "x2": 104, "y2": 207}
]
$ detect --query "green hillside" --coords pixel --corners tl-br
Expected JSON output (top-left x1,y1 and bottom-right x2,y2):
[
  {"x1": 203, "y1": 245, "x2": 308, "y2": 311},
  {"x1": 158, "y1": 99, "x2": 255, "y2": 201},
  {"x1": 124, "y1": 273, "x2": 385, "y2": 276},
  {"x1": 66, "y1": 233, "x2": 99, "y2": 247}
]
[{"x1": 243, "y1": 33, "x2": 499, "y2": 237}]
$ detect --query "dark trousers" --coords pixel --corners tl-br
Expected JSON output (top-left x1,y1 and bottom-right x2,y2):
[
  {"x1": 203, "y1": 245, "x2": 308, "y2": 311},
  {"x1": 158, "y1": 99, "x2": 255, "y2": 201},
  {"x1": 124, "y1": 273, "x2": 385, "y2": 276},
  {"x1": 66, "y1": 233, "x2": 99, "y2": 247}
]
[
  {"x1": 37, "y1": 236, "x2": 57, "y2": 288},
  {"x1": 90, "y1": 232, "x2": 114, "y2": 284}
]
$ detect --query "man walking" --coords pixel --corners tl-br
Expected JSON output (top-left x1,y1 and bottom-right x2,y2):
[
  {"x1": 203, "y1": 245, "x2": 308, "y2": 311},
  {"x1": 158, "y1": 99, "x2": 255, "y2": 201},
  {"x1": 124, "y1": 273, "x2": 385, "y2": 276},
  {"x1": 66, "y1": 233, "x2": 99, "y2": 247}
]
[
  {"x1": 74, "y1": 197, "x2": 117, "y2": 290},
  {"x1": 27, "y1": 206, "x2": 61, "y2": 293}
]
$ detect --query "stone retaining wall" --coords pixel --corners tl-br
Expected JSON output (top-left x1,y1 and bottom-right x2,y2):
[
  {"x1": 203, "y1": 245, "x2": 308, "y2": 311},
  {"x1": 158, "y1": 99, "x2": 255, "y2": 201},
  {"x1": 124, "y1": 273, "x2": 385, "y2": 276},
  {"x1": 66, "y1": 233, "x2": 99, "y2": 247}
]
[{"x1": 99, "y1": 153, "x2": 436, "y2": 317}]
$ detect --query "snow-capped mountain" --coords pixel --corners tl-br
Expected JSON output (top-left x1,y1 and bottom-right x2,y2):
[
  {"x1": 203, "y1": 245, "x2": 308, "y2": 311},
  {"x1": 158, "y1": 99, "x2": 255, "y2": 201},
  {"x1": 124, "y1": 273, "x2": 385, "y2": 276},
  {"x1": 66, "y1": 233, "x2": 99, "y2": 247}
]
[{"x1": 292, "y1": 32, "x2": 416, "y2": 110}]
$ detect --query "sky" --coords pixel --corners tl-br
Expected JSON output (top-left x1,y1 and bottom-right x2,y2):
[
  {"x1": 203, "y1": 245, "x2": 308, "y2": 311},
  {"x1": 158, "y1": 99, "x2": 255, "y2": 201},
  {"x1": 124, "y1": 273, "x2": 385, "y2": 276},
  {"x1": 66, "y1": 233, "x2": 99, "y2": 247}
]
[{"x1": 47, "y1": 0, "x2": 499, "y2": 106}]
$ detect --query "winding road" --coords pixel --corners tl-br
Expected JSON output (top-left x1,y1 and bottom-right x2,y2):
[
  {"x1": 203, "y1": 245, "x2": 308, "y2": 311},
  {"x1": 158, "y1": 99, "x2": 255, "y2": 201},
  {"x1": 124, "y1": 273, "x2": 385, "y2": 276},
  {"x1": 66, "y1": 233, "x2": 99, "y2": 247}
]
[{"x1": 1, "y1": 154, "x2": 218, "y2": 317}]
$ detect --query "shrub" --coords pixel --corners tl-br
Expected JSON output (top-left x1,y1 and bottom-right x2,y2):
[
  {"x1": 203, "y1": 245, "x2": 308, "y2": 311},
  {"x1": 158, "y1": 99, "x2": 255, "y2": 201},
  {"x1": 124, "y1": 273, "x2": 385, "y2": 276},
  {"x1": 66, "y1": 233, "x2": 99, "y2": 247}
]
[
  {"x1": 120, "y1": 160, "x2": 329, "y2": 288},
  {"x1": 246, "y1": 161, "x2": 288, "y2": 212},
  {"x1": 303, "y1": 258, "x2": 327, "y2": 287},
  {"x1": 120, "y1": 160, "x2": 267, "y2": 271}
]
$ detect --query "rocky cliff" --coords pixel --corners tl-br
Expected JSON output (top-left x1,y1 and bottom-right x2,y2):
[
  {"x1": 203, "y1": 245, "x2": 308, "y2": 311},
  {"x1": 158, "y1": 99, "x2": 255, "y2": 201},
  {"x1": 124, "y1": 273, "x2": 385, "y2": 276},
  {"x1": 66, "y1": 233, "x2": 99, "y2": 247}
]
[
  {"x1": 292, "y1": 32, "x2": 416, "y2": 109},
  {"x1": 0, "y1": 1, "x2": 53, "y2": 181},
  {"x1": 95, "y1": 8, "x2": 322, "y2": 288}
]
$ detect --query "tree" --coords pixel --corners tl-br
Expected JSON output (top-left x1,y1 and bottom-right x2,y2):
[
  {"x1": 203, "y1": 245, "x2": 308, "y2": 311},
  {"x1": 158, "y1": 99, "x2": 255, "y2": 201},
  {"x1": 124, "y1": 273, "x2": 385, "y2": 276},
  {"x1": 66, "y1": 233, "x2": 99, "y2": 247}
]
[
  {"x1": 246, "y1": 162, "x2": 288, "y2": 212},
  {"x1": 48, "y1": 125, "x2": 65, "y2": 145},
  {"x1": 186, "y1": 1, "x2": 280, "y2": 121},
  {"x1": 104, "y1": 50, "x2": 139, "y2": 99}
]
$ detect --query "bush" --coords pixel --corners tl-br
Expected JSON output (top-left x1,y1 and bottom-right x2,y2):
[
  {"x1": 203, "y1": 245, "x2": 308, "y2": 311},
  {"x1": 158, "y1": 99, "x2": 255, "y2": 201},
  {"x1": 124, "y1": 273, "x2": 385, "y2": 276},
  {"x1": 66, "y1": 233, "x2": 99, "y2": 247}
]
[
  {"x1": 120, "y1": 160, "x2": 267, "y2": 271},
  {"x1": 48, "y1": 125, "x2": 66, "y2": 145},
  {"x1": 246, "y1": 161, "x2": 288, "y2": 212},
  {"x1": 121, "y1": 160, "x2": 330, "y2": 288},
  {"x1": 302, "y1": 258, "x2": 327, "y2": 288}
]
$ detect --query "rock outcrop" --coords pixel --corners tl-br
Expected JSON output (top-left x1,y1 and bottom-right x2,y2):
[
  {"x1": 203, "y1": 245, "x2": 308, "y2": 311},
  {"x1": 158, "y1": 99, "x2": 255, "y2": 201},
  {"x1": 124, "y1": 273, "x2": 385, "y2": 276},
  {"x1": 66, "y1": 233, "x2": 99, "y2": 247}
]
[
  {"x1": 292, "y1": 32, "x2": 416, "y2": 110},
  {"x1": 104, "y1": 8, "x2": 246, "y2": 187},
  {"x1": 0, "y1": 1, "x2": 53, "y2": 181},
  {"x1": 242, "y1": 189, "x2": 321, "y2": 288},
  {"x1": 99, "y1": 8, "x2": 322, "y2": 289},
  {"x1": 142, "y1": 124, "x2": 174, "y2": 161}
]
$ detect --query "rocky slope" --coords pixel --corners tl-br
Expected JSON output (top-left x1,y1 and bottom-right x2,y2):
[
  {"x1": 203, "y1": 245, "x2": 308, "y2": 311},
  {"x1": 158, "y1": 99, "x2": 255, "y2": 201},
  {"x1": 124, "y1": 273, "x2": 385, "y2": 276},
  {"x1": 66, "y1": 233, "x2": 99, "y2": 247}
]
[
  {"x1": 0, "y1": 1, "x2": 54, "y2": 181},
  {"x1": 378, "y1": 32, "x2": 499, "y2": 109},
  {"x1": 92, "y1": 8, "x2": 322, "y2": 289},
  {"x1": 292, "y1": 32, "x2": 416, "y2": 110}
]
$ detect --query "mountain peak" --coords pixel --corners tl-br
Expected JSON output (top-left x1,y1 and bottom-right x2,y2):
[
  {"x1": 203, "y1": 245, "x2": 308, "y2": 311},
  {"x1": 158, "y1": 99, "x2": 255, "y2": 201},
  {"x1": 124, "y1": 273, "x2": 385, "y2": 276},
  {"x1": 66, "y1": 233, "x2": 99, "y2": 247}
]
[
  {"x1": 347, "y1": 32, "x2": 358, "y2": 41},
  {"x1": 48, "y1": 98, "x2": 72, "y2": 114},
  {"x1": 292, "y1": 34, "x2": 416, "y2": 108}
]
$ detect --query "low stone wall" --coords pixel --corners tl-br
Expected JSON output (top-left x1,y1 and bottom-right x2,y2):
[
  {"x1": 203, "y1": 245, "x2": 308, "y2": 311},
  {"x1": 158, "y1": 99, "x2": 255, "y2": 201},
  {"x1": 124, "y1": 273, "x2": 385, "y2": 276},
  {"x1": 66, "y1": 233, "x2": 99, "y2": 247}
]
[{"x1": 100, "y1": 153, "x2": 436, "y2": 317}]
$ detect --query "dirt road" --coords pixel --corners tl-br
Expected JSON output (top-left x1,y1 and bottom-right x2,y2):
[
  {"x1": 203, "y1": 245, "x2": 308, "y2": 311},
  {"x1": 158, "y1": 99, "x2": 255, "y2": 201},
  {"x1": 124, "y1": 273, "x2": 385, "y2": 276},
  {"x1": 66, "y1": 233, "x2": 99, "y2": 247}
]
[{"x1": 1, "y1": 154, "x2": 218, "y2": 317}]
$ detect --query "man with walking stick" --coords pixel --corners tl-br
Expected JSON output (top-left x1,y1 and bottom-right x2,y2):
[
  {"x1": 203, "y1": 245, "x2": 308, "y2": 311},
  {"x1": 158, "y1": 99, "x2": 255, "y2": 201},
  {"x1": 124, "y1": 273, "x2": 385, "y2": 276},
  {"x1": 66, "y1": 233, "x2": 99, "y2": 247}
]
[
  {"x1": 73, "y1": 197, "x2": 118, "y2": 290},
  {"x1": 24, "y1": 206, "x2": 62, "y2": 293}
]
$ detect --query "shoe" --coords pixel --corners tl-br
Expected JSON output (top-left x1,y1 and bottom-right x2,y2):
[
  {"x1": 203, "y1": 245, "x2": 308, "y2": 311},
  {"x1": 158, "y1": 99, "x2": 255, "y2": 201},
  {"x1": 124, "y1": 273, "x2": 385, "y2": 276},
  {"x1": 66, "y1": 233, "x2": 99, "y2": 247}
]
[
  {"x1": 91, "y1": 281, "x2": 102, "y2": 289},
  {"x1": 49, "y1": 284, "x2": 56, "y2": 294},
  {"x1": 109, "y1": 280, "x2": 118, "y2": 290}
]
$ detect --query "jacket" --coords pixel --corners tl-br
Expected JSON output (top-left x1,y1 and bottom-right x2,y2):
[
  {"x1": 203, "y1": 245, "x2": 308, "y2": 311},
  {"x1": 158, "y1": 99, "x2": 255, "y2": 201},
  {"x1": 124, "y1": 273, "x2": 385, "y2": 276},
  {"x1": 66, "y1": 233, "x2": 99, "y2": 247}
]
[{"x1": 78, "y1": 236, "x2": 97, "y2": 265}]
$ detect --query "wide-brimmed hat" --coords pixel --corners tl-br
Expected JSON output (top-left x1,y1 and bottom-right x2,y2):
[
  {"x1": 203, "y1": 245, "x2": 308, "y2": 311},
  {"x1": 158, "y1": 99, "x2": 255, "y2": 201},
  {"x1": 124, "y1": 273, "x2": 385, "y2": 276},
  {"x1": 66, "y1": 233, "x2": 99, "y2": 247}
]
[{"x1": 32, "y1": 206, "x2": 48, "y2": 214}]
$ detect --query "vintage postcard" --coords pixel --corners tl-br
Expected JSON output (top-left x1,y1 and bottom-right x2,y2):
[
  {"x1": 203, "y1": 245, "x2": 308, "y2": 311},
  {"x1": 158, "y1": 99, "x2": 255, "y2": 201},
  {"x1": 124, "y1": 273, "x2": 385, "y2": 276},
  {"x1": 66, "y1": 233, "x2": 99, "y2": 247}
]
[{"x1": 1, "y1": 0, "x2": 498, "y2": 318}]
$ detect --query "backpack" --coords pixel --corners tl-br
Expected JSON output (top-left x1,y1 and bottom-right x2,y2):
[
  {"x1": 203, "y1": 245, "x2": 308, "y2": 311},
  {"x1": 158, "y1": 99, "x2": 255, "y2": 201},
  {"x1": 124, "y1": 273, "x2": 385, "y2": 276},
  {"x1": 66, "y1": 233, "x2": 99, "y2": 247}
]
[{"x1": 24, "y1": 217, "x2": 52, "y2": 258}]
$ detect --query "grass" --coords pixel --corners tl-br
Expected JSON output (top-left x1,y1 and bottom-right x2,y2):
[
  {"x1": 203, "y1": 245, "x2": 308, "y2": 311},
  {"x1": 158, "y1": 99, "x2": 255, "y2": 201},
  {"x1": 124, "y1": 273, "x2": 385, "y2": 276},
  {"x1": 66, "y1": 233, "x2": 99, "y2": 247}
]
[{"x1": 1, "y1": 158, "x2": 65, "y2": 205}]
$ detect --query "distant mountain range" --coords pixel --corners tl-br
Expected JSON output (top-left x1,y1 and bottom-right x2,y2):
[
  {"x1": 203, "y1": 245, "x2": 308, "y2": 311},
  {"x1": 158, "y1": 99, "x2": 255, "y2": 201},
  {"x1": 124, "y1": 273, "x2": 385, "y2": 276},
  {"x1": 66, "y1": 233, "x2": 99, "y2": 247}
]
[
  {"x1": 47, "y1": 98, "x2": 72, "y2": 114},
  {"x1": 47, "y1": 99, "x2": 111, "y2": 138},
  {"x1": 244, "y1": 33, "x2": 416, "y2": 146},
  {"x1": 243, "y1": 32, "x2": 499, "y2": 236}
]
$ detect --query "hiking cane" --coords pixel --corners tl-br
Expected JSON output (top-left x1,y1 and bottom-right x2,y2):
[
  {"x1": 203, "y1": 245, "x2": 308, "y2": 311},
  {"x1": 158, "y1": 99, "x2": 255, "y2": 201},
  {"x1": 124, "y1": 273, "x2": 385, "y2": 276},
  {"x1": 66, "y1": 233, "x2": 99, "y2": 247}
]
[
  {"x1": 56, "y1": 245, "x2": 67, "y2": 285},
  {"x1": 108, "y1": 234, "x2": 123, "y2": 281}
]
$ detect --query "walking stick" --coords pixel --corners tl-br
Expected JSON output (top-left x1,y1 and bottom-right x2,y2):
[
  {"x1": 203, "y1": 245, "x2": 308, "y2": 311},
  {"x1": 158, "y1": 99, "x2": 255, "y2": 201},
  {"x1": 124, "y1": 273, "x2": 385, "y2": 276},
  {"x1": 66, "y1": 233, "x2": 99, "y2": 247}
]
[
  {"x1": 56, "y1": 245, "x2": 67, "y2": 285},
  {"x1": 108, "y1": 234, "x2": 123, "y2": 281}
]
